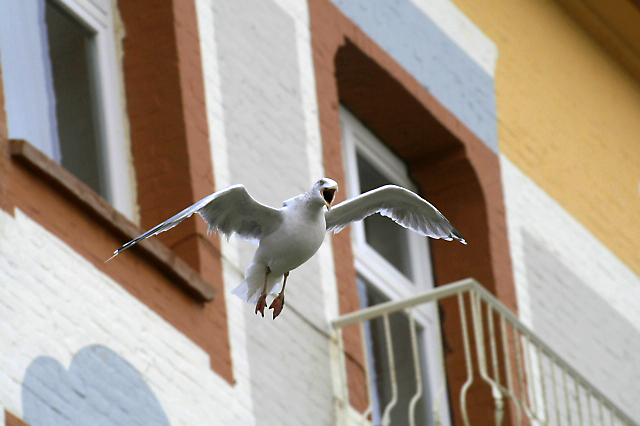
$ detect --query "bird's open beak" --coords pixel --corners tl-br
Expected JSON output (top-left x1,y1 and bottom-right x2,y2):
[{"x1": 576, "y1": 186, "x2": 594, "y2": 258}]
[{"x1": 322, "y1": 186, "x2": 338, "y2": 210}]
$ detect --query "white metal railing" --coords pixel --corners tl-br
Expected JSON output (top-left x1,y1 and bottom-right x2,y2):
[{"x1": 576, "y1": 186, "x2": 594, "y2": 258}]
[{"x1": 331, "y1": 278, "x2": 637, "y2": 426}]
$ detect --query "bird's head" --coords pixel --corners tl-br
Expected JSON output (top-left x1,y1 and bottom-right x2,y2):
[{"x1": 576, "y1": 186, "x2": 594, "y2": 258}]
[{"x1": 313, "y1": 178, "x2": 338, "y2": 210}]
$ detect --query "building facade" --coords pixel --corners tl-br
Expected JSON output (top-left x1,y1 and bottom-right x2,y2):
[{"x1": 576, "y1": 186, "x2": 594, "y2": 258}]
[{"x1": 0, "y1": 0, "x2": 638, "y2": 425}]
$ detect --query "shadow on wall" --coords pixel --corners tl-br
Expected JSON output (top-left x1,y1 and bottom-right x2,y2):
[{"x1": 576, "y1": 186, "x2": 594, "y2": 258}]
[{"x1": 22, "y1": 344, "x2": 170, "y2": 426}]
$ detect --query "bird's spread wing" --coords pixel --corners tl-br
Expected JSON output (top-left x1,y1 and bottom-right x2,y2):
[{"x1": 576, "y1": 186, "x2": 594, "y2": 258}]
[
  {"x1": 325, "y1": 185, "x2": 466, "y2": 244},
  {"x1": 197, "y1": 185, "x2": 283, "y2": 241},
  {"x1": 108, "y1": 185, "x2": 282, "y2": 261}
]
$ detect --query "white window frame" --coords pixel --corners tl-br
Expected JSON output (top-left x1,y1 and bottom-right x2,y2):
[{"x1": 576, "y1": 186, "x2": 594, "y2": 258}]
[
  {"x1": 340, "y1": 106, "x2": 452, "y2": 426},
  {"x1": 340, "y1": 106, "x2": 434, "y2": 299},
  {"x1": 0, "y1": 0, "x2": 134, "y2": 219}
]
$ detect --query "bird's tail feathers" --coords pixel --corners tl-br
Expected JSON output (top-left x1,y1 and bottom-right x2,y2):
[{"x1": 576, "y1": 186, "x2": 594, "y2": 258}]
[{"x1": 231, "y1": 263, "x2": 283, "y2": 304}]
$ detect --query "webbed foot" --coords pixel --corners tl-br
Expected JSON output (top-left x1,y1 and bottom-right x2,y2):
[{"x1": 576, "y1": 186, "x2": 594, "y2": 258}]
[
  {"x1": 269, "y1": 294, "x2": 285, "y2": 319},
  {"x1": 255, "y1": 293, "x2": 268, "y2": 317}
]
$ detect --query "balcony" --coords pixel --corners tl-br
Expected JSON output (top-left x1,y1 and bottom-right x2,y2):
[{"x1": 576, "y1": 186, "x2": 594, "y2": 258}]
[{"x1": 331, "y1": 278, "x2": 635, "y2": 426}]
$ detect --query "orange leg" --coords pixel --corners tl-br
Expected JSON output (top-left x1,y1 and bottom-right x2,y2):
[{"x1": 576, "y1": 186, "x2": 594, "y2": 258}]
[
  {"x1": 269, "y1": 271, "x2": 289, "y2": 320},
  {"x1": 255, "y1": 266, "x2": 270, "y2": 317}
]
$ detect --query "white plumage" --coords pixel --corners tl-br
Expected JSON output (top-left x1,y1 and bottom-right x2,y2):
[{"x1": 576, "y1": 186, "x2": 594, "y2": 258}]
[{"x1": 108, "y1": 178, "x2": 465, "y2": 319}]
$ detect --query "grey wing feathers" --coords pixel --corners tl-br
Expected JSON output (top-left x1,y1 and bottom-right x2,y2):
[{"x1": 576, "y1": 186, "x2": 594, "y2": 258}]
[
  {"x1": 197, "y1": 185, "x2": 282, "y2": 241},
  {"x1": 107, "y1": 185, "x2": 282, "y2": 261},
  {"x1": 325, "y1": 185, "x2": 466, "y2": 244}
]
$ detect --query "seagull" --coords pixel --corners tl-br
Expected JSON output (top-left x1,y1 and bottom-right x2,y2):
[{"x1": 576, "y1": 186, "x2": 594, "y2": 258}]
[{"x1": 108, "y1": 178, "x2": 465, "y2": 319}]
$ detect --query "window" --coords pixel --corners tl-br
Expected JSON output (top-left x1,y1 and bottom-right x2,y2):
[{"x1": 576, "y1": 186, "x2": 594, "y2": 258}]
[
  {"x1": 340, "y1": 106, "x2": 433, "y2": 295},
  {"x1": 46, "y1": 2, "x2": 104, "y2": 196},
  {"x1": 357, "y1": 151, "x2": 414, "y2": 280},
  {"x1": 0, "y1": 0, "x2": 133, "y2": 218},
  {"x1": 341, "y1": 107, "x2": 451, "y2": 425}
]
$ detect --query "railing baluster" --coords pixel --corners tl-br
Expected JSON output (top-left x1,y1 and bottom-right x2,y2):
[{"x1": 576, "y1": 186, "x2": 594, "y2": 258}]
[
  {"x1": 610, "y1": 403, "x2": 615, "y2": 426},
  {"x1": 380, "y1": 313, "x2": 398, "y2": 426},
  {"x1": 407, "y1": 308, "x2": 423, "y2": 426},
  {"x1": 576, "y1": 378, "x2": 583, "y2": 426},
  {"x1": 535, "y1": 345, "x2": 548, "y2": 425},
  {"x1": 471, "y1": 292, "x2": 504, "y2": 426},
  {"x1": 433, "y1": 307, "x2": 448, "y2": 426},
  {"x1": 359, "y1": 322, "x2": 373, "y2": 425},
  {"x1": 586, "y1": 387, "x2": 593, "y2": 426},
  {"x1": 562, "y1": 366, "x2": 571, "y2": 425},
  {"x1": 501, "y1": 314, "x2": 521, "y2": 426},
  {"x1": 551, "y1": 358, "x2": 560, "y2": 426},
  {"x1": 522, "y1": 335, "x2": 537, "y2": 417},
  {"x1": 598, "y1": 396, "x2": 604, "y2": 425},
  {"x1": 513, "y1": 328, "x2": 533, "y2": 422},
  {"x1": 487, "y1": 303, "x2": 500, "y2": 385},
  {"x1": 458, "y1": 292, "x2": 474, "y2": 426},
  {"x1": 486, "y1": 302, "x2": 507, "y2": 426}
]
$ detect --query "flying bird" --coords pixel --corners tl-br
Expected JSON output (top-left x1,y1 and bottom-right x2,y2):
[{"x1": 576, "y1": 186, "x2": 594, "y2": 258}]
[{"x1": 108, "y1": 178, "x2": 465, "y2": 319}]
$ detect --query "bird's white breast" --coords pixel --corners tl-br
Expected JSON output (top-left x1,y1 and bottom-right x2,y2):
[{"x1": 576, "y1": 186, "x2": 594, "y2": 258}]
[{"x1": 253, "y1": 202, "x2": 326, "y2": 274}]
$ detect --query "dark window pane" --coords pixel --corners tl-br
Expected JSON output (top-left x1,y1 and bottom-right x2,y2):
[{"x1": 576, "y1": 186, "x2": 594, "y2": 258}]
[
  {"x1": 357, "y1": 152, "x2": 413, "y2": 280},
  {"x1": 46, "y1": 1, "x2": 106, "y2": 197}
]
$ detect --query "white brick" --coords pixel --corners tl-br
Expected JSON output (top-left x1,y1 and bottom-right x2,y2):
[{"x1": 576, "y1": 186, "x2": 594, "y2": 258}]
[
  {"x1": 501, "y1": 155, "x2": 640, "y2": 421},
  {"x1": 0, "y1": 209, "x2": 250, "y2": 424}
]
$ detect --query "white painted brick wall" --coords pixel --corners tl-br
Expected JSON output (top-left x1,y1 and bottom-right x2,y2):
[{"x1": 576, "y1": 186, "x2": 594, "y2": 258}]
[
  {"x1": 501, "y1": 155, "x2": 640, "y2": 421},
  {"x1": 0, "y1": 209, "x2": 253, "y2": 425}
]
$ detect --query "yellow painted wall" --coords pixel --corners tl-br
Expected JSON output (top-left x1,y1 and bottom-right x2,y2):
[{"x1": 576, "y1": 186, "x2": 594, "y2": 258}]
[{"x1": 453, "y1": 0, "x2": 640, "y2": 275}]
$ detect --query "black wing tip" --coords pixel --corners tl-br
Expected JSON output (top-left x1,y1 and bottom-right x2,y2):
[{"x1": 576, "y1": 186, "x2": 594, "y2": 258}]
[
  {"x1": 450, "y1": 226, "x2": 466, "y2": 245},
  {"x1": 105, "y1": 239, "x2": 137, "y2": 263},
  {"x1": 441, "y1": 235, "x2": 467, "y2": 244},
  {"x1": 453, "y1": 233, "x2": 467, "y2": 245},
  {"x1": 105, "y1": 249, "x2": 121, "y2": 263}
]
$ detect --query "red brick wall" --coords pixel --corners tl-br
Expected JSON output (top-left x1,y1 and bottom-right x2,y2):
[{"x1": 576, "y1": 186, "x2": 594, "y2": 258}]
[
  {"x1": 118, "y1": 0, "x2": 232, "y2": 381},
  {"x1": 5, "y1": 410, "x2": 27, "y2": 426}
]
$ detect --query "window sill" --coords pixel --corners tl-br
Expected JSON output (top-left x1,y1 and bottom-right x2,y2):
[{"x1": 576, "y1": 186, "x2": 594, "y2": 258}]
[{"x1": 9, "y1": 139, "x2": 215, "y2": 302}]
